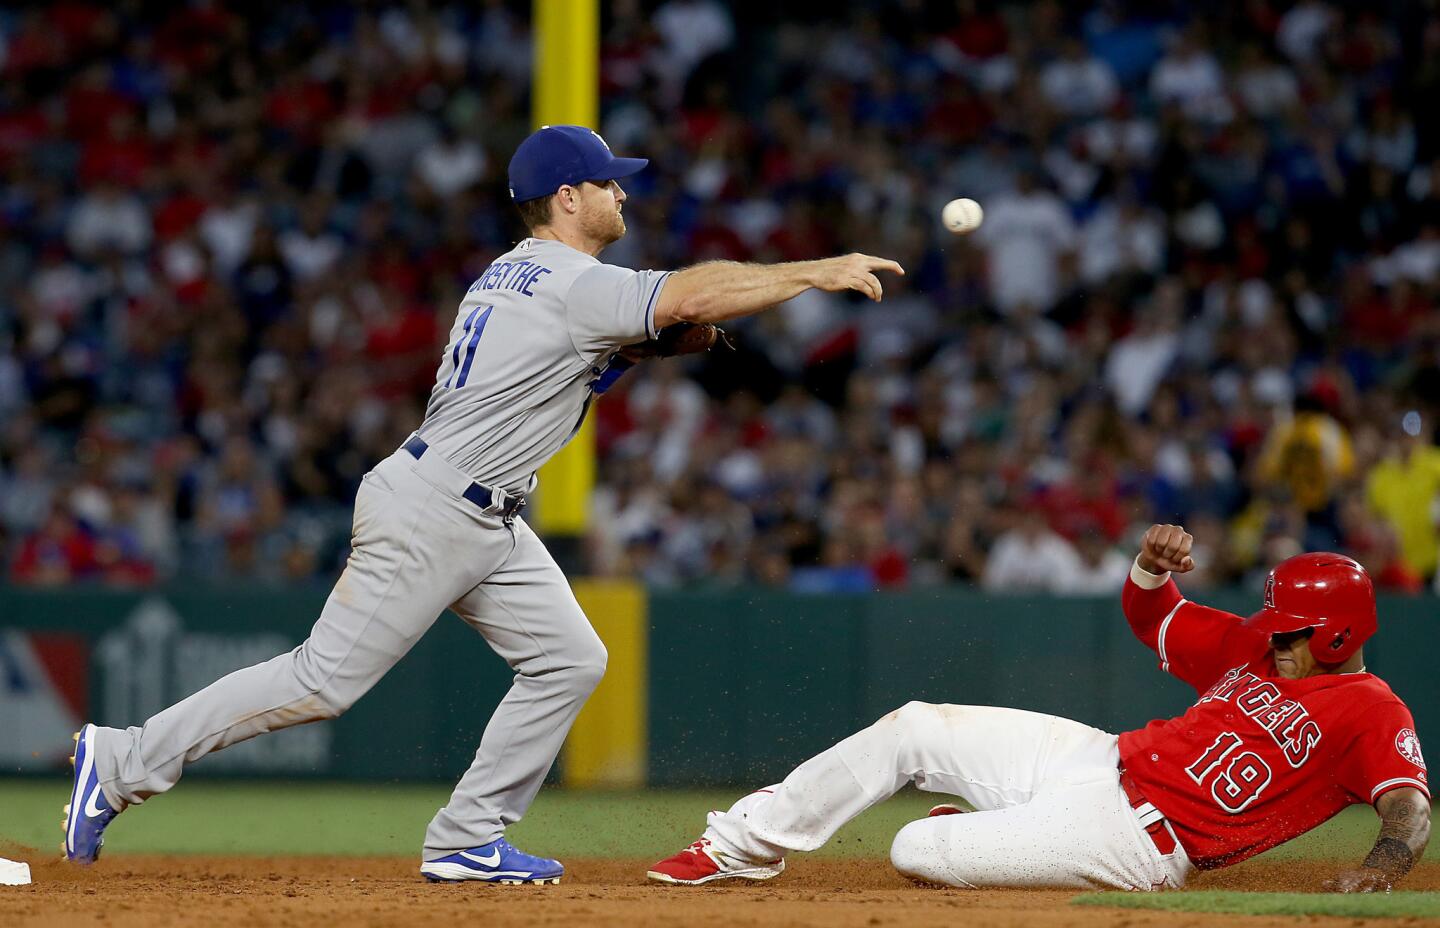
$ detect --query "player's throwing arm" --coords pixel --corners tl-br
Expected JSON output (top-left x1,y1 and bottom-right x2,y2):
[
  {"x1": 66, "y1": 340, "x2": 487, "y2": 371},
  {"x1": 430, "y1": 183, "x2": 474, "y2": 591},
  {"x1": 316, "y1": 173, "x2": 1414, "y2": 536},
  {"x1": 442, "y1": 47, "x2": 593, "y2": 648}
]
[
  {"x1": 652, "y1": 253, "x2": 906, "y2": 328},
  {"x1": 587, "y1": 253, "x2": 904, "y2": 394}
]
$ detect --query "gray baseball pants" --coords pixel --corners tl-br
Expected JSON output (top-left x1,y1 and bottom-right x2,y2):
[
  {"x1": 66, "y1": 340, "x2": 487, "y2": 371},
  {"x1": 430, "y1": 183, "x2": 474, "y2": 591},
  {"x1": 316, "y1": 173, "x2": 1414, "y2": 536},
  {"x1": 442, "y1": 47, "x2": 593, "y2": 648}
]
[{"x1": 89, "y1": 444, "x2": 607, "y2": 860}]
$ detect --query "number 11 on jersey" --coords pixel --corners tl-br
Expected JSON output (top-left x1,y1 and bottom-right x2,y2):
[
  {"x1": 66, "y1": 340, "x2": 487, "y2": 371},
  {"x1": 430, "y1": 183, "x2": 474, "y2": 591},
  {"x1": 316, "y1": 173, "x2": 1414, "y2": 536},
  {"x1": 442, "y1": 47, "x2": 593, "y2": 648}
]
[{"x1": 445, "y1": 305, "x2": 494, "y2": 389}]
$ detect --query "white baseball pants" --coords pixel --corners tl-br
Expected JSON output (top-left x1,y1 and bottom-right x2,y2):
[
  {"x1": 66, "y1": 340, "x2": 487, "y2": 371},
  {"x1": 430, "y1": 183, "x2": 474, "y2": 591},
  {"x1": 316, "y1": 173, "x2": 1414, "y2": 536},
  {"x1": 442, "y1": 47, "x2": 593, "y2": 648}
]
[
  {"x1": 89, "y1": 445, "x2": 607, "y2": 860},
  {"x1": 704, "y1": 703, "x2": 1194, "y2": 890}
]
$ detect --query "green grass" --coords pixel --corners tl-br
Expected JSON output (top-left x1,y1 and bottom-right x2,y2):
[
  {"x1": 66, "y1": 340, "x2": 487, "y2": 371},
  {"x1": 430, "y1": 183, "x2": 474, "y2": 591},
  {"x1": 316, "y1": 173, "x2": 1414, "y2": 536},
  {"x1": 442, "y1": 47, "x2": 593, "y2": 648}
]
[
  {"x1": 1, "y1": 779, "x2": 932, "y2": 858},
  {"x1": 0, "y1": 778, "x2": 1398, "y2": 861},
  {"x1": 1073, "y1": 890, "x2": 1440, "y2": 919}
]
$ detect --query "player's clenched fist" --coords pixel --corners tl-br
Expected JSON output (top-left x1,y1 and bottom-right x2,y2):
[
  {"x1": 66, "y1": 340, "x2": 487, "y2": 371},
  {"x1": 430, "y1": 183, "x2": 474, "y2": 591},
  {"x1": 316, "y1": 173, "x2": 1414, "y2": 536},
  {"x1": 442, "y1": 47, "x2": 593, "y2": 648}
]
[
  {"x1": 809, "y1": 253, "x2": 905, "y2": 302},
  {"x1": 1137, "y1": 523, "x2": 1195, "y2": 575}
]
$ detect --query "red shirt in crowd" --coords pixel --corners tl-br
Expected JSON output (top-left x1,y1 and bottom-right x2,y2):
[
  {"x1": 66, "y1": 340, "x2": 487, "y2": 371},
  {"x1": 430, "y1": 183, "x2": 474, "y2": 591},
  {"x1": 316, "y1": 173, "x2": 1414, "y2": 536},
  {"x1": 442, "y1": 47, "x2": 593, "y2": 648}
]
[{"x1": 11, "y1": 517, "x2": 98, "y2": 584}]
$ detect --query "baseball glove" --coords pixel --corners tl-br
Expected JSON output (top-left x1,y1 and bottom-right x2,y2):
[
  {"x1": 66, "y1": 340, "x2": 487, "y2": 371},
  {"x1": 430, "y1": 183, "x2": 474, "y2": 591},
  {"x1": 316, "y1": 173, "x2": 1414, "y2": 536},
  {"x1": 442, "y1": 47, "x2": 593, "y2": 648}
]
[
  {"x1": 620, "y1": 321, "x2": 730, "y2": 361},
  {"x1": 592, "y1": 323, "x2": 731, "y2": 394}
]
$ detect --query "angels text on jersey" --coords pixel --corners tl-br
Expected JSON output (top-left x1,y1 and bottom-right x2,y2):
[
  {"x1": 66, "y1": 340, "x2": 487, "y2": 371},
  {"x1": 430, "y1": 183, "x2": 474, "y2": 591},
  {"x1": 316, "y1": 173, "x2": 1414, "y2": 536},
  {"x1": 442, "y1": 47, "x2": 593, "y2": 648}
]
[{"x1": 1196, "y1": 665, "x2": 1323, "y2": 768}]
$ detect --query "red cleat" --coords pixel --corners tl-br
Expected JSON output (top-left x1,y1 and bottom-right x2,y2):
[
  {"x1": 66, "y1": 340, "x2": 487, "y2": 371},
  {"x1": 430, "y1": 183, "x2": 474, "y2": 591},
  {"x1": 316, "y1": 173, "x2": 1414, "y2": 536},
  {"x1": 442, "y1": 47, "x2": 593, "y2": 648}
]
[
  {"x1": 927, "y1": 803, "x2": 970, "y2": 817},
  {"x1": 646, "y1": 838, "x2": 785, "y2": 886}
]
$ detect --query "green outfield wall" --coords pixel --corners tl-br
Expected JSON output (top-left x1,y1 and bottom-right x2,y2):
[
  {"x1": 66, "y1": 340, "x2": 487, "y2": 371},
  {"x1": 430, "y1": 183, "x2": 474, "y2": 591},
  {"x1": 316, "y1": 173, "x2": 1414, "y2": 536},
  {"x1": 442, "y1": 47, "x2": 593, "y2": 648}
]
[
  {"x1": 2, "y1": 586, "x2": 1434, "y2": 786},
  {"x1": 645, "y1": 589, "x2": 1438, "y2": 785},
  {"x1": 0, "y1": 585, "x2": 512, "y2": 781}
]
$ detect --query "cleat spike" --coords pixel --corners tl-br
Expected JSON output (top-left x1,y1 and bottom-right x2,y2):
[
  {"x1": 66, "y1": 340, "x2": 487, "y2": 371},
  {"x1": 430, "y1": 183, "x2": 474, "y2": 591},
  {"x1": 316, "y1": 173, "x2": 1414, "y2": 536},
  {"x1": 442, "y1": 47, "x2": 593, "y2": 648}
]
[
  {"x1": 73, "y1": 732, "x2": 80, "y2": 742},
  {"x1": 69, "y1": 755, "x2": 75, "y2": 765},
  {"x1": 64, "y1": 804, "x2": 71, "y2": 815}
]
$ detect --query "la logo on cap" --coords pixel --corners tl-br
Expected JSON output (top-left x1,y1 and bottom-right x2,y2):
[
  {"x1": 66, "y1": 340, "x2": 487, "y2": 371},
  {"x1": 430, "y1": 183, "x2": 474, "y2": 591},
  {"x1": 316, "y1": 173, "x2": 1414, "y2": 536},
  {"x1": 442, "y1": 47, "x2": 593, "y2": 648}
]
[{"x1": 590, "y1": 130, "x2": 610, "y2": 151}]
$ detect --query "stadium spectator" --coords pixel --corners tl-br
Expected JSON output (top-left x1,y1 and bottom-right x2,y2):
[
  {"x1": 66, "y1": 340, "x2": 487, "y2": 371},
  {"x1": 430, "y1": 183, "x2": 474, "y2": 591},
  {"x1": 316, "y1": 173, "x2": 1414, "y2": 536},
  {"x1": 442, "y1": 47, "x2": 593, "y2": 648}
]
[
  {"x1": 1040, "y1": 39, "x2": 1120, "y2": 119},
  {"x1": 1255, "y1": 393, "x2": 1356, "y2": 519},
  {"x1": 1054, "y1": 527, "x2": 1132, "y2": 595},
  {"x1": 974, "y1": 171, "x2": 1076, "y2": 314},
  {"x1": 10, "y1": 505, "x2": 98, "y2": 586},
  {"x1": 1365, "y1": 413, "x2": 1440, "y2": 580},
  {"x1": 981, "y1": 507, "x2": 1082, "y2": 593},
  {"x1": 1, "y1": 0, "x2": 1438, "y2": 597}
]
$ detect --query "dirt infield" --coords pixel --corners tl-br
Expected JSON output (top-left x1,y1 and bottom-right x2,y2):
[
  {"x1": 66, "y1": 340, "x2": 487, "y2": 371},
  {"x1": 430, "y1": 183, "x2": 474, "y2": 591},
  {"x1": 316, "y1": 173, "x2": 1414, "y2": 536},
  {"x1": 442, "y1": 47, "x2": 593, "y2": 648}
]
[{"x1": 2, "y1": 852, "x2": 1438, "y2": 928}]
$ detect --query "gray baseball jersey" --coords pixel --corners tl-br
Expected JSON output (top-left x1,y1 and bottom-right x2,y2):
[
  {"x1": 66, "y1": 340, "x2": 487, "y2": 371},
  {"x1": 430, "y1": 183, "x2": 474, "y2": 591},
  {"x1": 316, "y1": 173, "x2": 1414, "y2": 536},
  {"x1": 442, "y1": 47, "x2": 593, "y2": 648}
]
[
  {"x1": 420, "y1": 237, "x2": 671, "y2": 493},
  {"x1": 86, "y1": 237, "x2": 676, "y2": 869}
]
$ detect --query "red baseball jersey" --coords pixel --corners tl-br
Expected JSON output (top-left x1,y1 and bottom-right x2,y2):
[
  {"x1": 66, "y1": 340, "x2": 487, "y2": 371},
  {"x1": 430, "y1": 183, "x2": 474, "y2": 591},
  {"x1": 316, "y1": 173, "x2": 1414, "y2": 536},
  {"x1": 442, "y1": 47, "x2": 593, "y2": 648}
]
[{"x1": 1116, "y1": 569, "x2": 1429, "y2": 870}]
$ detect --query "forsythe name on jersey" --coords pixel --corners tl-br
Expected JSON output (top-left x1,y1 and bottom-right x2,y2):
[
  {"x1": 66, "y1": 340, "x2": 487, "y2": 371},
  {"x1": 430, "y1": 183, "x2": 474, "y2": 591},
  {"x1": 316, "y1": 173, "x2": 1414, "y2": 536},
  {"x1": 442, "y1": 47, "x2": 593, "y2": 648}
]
[{"x1": 467, "y1": 259, "x2": 553, "y2": 297}]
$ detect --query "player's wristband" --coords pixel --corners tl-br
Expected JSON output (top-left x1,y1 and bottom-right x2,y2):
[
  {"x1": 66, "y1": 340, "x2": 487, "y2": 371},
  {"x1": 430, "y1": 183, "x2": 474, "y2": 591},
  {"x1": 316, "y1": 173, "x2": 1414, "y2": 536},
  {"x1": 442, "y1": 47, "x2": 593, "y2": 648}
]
[
  {"x1": 592, "y1": 356, "x2": 635, "y2": 395},
  {"x1": 1130, "y1": 557, "x2": 1170, "y2": 590}
]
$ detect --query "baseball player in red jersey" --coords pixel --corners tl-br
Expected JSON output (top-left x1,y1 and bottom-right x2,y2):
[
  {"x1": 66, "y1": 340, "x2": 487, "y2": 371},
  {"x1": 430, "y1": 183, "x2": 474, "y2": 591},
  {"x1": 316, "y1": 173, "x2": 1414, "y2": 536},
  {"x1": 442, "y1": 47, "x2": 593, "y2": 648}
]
[{"x1": 648, "y1": 524, "x2": 1431, "y2": 891}]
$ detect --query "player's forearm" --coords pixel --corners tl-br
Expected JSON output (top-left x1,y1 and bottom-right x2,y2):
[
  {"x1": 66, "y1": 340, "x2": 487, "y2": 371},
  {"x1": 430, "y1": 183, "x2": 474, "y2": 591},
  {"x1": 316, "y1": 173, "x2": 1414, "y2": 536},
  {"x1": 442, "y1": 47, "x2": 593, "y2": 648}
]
[
  {"x1": 1121, "y1": 559, "x2": 1183, "y2": 639},
  {"x1": 657, "y1": 260, "x2": 824, "y2": 325},
  {"x1": 1364, "y1": 788, "x2": 1431, "y2": 884}
]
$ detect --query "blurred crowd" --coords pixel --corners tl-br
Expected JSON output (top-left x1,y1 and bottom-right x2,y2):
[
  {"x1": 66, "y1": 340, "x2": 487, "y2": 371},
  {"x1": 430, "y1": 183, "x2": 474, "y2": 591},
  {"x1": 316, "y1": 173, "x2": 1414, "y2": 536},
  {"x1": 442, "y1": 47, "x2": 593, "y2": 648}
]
[{"x1": 3, "y1": 0, "x2": 1440, "y2": 595}]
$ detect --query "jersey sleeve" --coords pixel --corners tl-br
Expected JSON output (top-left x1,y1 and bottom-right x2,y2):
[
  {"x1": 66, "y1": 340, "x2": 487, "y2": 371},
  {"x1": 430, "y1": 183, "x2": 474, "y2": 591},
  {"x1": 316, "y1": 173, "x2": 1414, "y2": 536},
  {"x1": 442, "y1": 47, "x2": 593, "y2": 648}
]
[
  {"x1": 1336, "y1": 701, "x2": 1430, "y2": 805},
  {"x1": 565, "y1": 264, "x2": 672, "y2": 356},
  {"x1": 1122, "y1": 558, "x2": 1255, "y2": 693}
]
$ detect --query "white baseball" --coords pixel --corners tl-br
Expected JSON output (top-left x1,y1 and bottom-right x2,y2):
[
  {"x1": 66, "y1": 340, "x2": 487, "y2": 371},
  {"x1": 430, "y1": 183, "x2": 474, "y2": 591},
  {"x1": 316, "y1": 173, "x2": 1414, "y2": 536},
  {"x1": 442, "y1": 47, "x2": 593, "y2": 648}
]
[{"x1": 942, "y1": 198, "x2": 983, "y2": 235}]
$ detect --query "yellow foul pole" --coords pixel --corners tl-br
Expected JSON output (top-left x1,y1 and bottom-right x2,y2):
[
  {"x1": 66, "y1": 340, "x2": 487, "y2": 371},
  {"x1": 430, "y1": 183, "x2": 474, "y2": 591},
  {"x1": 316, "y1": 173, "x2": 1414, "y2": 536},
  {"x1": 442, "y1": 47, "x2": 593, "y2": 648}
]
[
  {"x1": 533, "y1": 0, "x2": 598, "y2": 538},
  {"x1": 534, "y1": 0, "x2": 648, "y2": 788}
]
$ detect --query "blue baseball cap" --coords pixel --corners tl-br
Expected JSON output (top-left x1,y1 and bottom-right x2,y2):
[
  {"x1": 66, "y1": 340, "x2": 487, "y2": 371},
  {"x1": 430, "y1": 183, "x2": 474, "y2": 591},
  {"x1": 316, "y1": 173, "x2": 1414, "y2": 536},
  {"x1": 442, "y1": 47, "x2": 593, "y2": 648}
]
[{"x1": 507, "y1": 125, "x2": 649, "y2": 202}]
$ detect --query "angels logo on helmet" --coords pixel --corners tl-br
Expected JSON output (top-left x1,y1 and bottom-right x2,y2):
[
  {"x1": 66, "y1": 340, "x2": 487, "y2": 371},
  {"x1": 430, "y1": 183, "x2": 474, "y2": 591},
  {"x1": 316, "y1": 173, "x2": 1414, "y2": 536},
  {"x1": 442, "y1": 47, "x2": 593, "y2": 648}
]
[{"x1": 1396, "y1": 728, "x2": 1426, "y2": 770}]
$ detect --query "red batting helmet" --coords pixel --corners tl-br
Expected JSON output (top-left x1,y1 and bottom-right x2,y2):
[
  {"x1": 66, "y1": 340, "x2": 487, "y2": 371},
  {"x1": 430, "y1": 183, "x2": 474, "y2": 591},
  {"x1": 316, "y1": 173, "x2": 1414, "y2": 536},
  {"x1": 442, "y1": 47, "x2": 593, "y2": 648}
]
[{"x1": 1243, "y1": 552, "x2": 1376, "y2": 664}]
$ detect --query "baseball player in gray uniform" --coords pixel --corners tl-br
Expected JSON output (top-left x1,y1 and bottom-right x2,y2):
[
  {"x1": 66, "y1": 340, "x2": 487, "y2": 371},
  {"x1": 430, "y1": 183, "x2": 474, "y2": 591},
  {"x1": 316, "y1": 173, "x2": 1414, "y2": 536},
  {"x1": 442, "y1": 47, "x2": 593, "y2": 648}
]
[{"x1": 64, "y1": 124, "x2": 904, "y2": 883}]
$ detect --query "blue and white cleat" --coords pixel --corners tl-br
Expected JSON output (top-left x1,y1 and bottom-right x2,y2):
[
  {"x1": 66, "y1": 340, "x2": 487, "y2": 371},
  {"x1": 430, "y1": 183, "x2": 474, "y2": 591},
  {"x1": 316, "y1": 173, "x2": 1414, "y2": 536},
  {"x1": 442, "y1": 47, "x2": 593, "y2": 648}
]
[
  {"x1": 420, "y1": 838, "x2": 564, "y2": 884},
  {"x1": 63, "y1": 724, "x2": 121, "y2": 864}
]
